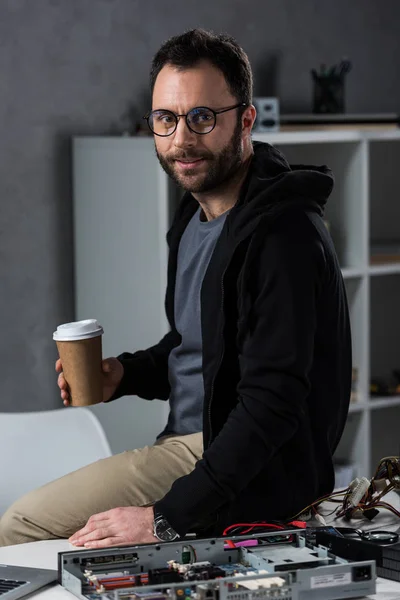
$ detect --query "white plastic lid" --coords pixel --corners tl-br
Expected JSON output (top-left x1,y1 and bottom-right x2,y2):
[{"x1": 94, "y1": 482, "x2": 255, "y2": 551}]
[{"x1": 53, "y1": 319, "x2": 104, "y2": 341}]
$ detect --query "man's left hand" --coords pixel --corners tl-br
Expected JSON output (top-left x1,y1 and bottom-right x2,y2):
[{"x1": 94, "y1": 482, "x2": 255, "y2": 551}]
[{"x1": 68, "y1": 506, "x2": 158, "y2": 548}]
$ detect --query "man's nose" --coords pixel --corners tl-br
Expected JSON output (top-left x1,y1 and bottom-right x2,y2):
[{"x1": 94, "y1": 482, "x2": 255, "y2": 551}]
[{"x1": 173, "y1": 117, "x2": 196, "y2": 149}]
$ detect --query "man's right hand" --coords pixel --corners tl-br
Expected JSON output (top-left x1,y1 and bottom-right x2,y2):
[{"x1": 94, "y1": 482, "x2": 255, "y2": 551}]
[{"x1": 56, "y1": 357, "x2": 124, "y2": 406}]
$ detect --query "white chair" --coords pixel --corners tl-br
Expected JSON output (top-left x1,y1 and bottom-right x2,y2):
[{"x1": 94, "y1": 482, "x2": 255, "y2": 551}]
[{"x1": 0, "y1": 408, "x2": 112, "y2": 515}]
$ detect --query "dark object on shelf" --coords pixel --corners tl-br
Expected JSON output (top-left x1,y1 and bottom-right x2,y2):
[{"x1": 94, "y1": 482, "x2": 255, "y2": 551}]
[
  {"x1": 370, "y1": 372, "x2": 400, "y2": 397},
  {"x1": 370, "y1": 378, "x2": 391, "y2": 397},
  {"x1": 370, "y1": 255, "x2": 400, "y2": 265},
  {"x1": 393, "y1": 370, "x2": 400, "y2": 391},
  {"x1": 253, "y1": 97, "x2": 280, "y2": 132},
  {"x1": 311, "y1": 59, "x2": 352, "y2": 113},
  {"x1": 370, "y1": 241, "x2": 400, "y2": 265}
]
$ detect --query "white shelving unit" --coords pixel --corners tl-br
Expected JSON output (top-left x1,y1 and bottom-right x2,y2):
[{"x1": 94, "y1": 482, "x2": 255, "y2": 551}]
[{"x1": 72, "y1": 130, "x2": 400, "y2": 477}]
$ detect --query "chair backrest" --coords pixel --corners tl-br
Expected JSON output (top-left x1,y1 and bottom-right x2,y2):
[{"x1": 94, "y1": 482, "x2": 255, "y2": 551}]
[{"x1": 0, "y1": 408, "x2": 112, "y2": 515}]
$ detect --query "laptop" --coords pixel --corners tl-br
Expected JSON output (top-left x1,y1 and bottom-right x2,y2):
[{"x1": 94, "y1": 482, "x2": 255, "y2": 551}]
[{"x1": 0, "y1": 564, "x2": 57, "y2": 599}]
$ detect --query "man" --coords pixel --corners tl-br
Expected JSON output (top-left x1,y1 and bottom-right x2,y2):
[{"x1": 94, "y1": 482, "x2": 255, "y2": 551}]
[{"x1": 0, "y1": 29, "x2": 351, "y2": 548}]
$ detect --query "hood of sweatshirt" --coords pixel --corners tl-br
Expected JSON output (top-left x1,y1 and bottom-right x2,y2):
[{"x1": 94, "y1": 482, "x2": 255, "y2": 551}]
[{"x1": 226, "y1": 141, "x2": 334, "y2": 240}]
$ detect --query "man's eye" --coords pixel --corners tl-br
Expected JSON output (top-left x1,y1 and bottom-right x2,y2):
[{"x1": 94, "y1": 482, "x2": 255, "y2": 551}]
[
  {"x1": 192, "y1": 112, "x2": 212, "y2": 123},
  {"x1": 155, "y1": 113, "x2": 174, "y2": 124}
]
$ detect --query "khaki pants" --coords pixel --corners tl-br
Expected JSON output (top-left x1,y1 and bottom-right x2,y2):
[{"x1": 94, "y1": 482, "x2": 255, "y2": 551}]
[{"x1": 0, "y1": 432, "x2": 203, "y2": 547}]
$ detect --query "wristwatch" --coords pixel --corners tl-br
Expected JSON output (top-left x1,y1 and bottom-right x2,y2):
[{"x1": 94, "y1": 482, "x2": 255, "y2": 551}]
[{"x1": 153, "y1": 511, "x2": 180, "y2": 542}]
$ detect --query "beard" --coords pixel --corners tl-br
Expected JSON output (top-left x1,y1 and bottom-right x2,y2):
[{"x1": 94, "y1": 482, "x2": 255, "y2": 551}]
[{"x1": 155, "y1": 119, "x2": 243, "y2": 194}]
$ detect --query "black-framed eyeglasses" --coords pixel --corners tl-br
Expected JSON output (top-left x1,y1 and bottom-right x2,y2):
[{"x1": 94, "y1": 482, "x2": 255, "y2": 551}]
[{"x1": 143, "y1": 103, "x2": 247, "y2": 137}]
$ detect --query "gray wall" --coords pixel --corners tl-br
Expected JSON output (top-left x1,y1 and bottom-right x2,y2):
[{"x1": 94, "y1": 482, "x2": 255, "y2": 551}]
[{"x1": 1, "y1": 0, "x2": 400, "y2": 413}]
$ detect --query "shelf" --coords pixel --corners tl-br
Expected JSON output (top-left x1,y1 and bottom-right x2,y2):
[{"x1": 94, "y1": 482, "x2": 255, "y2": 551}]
[
  {"x1": 369, "y1": 396, "x2": 400, "y2": 410},
  {"x1": 366, "y1": 130, "x2": 400, "y2": 141},
  {"x1": 253, "y1": 130, "x2": 364, "y2": 145},
  {"x1": 348, "y1": 402, "x2": 368, "y2": 413},
  {"x1": 341, "y1": 267, "x2": 366, "y2": 279},
  {"x1": 348, "y1": 398, "x2": 400, "y2": 411},
  {"x1": 253, "y1": 129, "x2": 400, "y2": 146},
  {"x1": 369, "y1": 263, "x2": 400, "y2": 276}
]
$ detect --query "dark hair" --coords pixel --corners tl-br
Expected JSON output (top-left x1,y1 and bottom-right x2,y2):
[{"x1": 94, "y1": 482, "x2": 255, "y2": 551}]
[{"x1": 150, "y1": 28, "x2": 253, "y2": 105}]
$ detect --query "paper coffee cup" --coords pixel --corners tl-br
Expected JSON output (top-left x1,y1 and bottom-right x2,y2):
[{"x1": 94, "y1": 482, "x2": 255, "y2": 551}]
[{"x1": 53, "y1": 319, "x2": 104, "y2": 407}]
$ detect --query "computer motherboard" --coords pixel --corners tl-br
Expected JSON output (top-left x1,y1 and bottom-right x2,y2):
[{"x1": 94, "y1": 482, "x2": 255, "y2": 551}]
[{"x1": 58, "y1": 530, "x2": 376, "y2": 600}]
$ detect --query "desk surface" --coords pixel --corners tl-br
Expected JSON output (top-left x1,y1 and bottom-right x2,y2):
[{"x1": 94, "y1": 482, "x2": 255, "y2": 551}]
[{"x1": 1, "y1": 504, "x2": 400, "y2": 600}]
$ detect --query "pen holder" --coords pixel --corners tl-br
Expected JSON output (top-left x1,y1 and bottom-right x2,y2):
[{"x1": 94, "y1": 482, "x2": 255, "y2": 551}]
[{"x1": 312, "y1": 74, "x2": 345, "y2": 114}]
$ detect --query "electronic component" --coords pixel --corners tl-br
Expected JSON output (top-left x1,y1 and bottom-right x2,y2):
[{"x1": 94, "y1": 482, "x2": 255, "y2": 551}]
[
  {"x1": 235, "y1": 573, "x2": 285, "y2": 590},
  {"x1": 185, "y1": 565, "x2": 225, "y2": 581},
  {"x1": 348, "y1": 477, "x2": 370, "y2": 507},
  {"x1": 59, "y1": 530, "x2": 376, "y2": 599},
  {"x1": 291, "y1": 455, "x2": 400, "y2": 524},
  {"x1": 148, "y1": 568, "x2": 182, "y2": 585},
  {"x1": 316, "y1": 527, "x2": 400, "y2": 582},
  {"x1": 131, "y1": 593, "x2": 167, "y2": 600},
  {"x1": 81, "y1": 552, "x2": 138, "y2": 570}
]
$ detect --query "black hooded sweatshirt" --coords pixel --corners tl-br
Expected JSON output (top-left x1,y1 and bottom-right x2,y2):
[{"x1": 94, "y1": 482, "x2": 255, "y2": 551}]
[{"x1": 114, "y1": 141, "x2": 352, "y2": 536}]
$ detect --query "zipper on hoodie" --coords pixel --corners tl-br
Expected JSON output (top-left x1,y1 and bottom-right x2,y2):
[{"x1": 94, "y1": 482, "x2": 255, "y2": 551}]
[{"x1": 207, "y1": 270, "x2": 227, "y2": 447}]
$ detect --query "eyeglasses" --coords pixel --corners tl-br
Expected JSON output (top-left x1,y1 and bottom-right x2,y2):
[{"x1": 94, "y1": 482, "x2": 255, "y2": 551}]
[{"x1": 143, "y1": 103, "x2": 246, "y2": 137}]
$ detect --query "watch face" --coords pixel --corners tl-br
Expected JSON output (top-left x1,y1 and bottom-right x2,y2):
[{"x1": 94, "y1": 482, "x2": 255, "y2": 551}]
[{"x1": 155, "y1": 517, "x2": 179, "y2": 541}]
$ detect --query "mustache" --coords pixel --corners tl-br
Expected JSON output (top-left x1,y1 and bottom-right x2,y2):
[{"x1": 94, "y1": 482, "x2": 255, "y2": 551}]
[{"x1": 168, "y1": 152, "x2": 211, "y2": 161}]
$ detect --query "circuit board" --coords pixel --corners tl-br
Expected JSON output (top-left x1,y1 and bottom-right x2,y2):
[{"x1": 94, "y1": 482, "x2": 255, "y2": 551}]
[{"x1": 59, "y1": 530, "x2": 376, "y2": 600}]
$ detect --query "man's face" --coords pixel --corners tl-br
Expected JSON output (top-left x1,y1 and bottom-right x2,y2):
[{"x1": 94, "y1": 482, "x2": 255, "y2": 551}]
[{"x1": 152, "y1": 61, "x2": 245, "y2": 194}]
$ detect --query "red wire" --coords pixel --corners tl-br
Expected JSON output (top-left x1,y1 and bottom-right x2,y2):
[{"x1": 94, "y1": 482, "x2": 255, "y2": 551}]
[{"x1": 223, "y1": 522, "x2": 285, "y2": 536}]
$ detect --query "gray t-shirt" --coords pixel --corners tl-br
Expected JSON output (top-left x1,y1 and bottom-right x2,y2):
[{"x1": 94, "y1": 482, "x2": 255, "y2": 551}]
[{"x1": 161, "y1": 207, "x2": 228, "y2": 436}]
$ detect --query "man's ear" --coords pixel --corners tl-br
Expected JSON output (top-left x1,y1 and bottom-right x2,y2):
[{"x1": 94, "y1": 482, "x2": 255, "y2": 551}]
[{"x1": 242, "y1": 104, "x2": 257, "y2": 133}]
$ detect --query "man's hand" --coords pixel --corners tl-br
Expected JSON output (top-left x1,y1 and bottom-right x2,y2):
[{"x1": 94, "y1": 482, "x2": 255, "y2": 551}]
[
  {"x1": 56, "y1": 357, "x2": 124, "y2": 406},
  {"x1": 68, "y1": 506, "x2": 158, "y2": 548}
]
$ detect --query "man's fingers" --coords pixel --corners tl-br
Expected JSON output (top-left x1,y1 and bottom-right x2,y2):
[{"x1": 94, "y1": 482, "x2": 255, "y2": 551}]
[
  {"x1": 71, "y1": 525, "x2": 111, "y2": 545},
  {"x1": 69, "y1": 515, "x2": 110, "y2": 542},
  {"x1": 80, "y1": 527, "x2": 111, "y2": 543},
  {"x1": 85, "y1": 537, "x2": 124, "y2": 549},
  {"x1": 56, "y1": 364, "x2": 70, "y2": 405},
  {"x1": 59, "y1": 382, "x2": 69, "y2": 396},
  {"x1": 88, "y1": 511, "x2": 113, "y2": 522},
  {"x1": 69, "y1": 524, "x2": 92, "y2": 543},
  {"x1": 58, "y1": 374, "x2": 70, "y2": 395}
]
